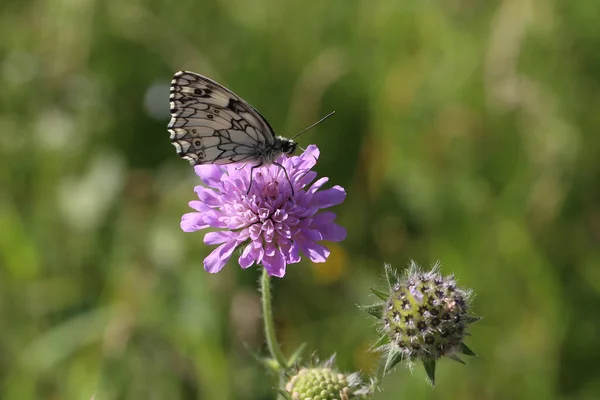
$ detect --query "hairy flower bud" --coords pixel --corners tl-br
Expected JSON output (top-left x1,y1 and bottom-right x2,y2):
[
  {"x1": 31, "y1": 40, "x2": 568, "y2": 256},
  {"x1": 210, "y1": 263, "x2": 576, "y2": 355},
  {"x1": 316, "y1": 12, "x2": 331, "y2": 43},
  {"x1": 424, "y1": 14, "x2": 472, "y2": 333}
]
[
  {"x1": 362, "y1": 261, "x2": 479, "y2": 385},
  {"x1": 285, "y1": 358, "x2": 371, "y2": 400}
]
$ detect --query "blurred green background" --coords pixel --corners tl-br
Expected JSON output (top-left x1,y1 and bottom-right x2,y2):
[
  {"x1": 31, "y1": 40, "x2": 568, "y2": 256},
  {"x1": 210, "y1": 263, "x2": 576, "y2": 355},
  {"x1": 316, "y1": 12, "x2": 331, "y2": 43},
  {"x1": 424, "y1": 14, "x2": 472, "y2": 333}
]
[{"x1": 1, "y1": 0, "x2": 599, "y2": 399}]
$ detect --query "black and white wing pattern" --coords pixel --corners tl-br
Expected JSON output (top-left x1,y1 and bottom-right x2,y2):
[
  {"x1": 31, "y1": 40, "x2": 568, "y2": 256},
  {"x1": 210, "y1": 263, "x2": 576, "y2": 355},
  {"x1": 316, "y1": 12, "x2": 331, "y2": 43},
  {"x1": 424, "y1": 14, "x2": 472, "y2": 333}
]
[{"x1": 168, "y1": 71, "x2": 278, "y2": 165}]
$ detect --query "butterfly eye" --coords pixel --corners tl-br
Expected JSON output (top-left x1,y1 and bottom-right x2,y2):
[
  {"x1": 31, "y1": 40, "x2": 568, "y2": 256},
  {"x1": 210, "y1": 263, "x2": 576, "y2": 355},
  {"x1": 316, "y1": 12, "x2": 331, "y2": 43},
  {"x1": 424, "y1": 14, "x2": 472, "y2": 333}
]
[
  {"x1": 197, "y1": 150, "x2": 205, "y2": 161},
  {"x1": 213, "y1": 109, "x2": 220, "y2": 115},
  {"x1": 193, "y1": 139, "x2": 202, "y2": 148},
  {"x1": 207, "y1": 114, "x2": 214, "y2": 120}
]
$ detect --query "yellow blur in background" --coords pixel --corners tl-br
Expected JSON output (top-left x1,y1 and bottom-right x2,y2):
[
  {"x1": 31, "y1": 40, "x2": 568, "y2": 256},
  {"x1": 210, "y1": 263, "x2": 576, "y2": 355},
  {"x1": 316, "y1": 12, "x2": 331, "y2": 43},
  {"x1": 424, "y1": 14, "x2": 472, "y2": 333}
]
[{"x1": 1, "y1": 0, "x2": 599, "y2": 399}]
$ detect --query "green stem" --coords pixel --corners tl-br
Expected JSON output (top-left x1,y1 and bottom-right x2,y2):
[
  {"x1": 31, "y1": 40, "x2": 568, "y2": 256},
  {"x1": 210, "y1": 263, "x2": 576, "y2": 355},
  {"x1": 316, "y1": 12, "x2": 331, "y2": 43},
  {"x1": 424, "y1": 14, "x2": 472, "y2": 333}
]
[{"x1": 261, "y1": 267, "x2": 288, "y2": 369}]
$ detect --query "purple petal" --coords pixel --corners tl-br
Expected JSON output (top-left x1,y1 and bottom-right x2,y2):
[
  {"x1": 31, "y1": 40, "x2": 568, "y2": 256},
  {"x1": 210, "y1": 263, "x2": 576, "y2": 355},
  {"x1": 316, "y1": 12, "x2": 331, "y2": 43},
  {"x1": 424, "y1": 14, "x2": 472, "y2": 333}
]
[
  {"x1": 264, "y1": 241, "x2": 276, "y2": 257},
  {"x1": 222, "y1": 178, "x2": 245, "y2": 196},
  {"x1": 233, "y1": 175, "x2": 250, "y2": 194},
  {"x1": 294, "y1": 171, "x2": 317, "y2": 190},
  {"x1": 249, "y1": 224, "x2": 262, "y2": 241},
  {"x1": 251, "y1": 170, "x2": 268, "y2": 194},
  {"x1": 262, "y1": 220, "x2": 275, "y2": 242},
  {"x1": 202, "y1": 211, "x2": 227, "y2": 228},
  {"x1": 204, "y1": 240, "x2": 238, "y2": 273},
  {"x1": 267, "y1": 179, "x2": 284, "y2": 198},
  {"x1": 188, "y1": 200, "x2": 211, "y2": 212},
  {"x1": 307, "y1": 177, "x2": 329, "y2": 195},
  {"x1": 301, "y1": 228, "x2": 324, "y2": 242},
  {"x1": 286, "y1": 216, "x2": 300, "y2": 226},
  {"x1": 225, "y1": 215, "x2": 249, "y2": 229},
  {"x1": 258, "y1": 208, "x2": 270, "y2": 219},
  {"x1": 277, "y1": 239, "x2": 300, "y2": 264},
  {"x1": 276, "y1": 222, "x2": 292, "y2": 239},
  {"x1": 253, "y1": 241, "x2": 265, "y2": 265},
  {"x1": 238, "y1": 244, "x2": 257, "y2": 269},
  {"x1": 297, "y1": 239, "x2": 330, "y2": 263},
  {"x1": 288, "y1": 241, "x2": 301, "y2": 263},
  {"x1": 311, "y1": 211, "x2": 336, "y2": 225},
  {"x1": 317, "y1": 222, "x2": 347, "y2": 242},
  {"x1": 194, "y1": 186, "x2": 223, "y2": 207},
  {"x1": 236, "y1": 227, "x2": 250, "y2": 241},
  {"x1": 181, "y1": 212, "x2": 208, "y2": 232},
  {"x1": 297, "y1": 145, "x2": 320, "y2": 168},
  {"x1": 194, "y1": 164, "x2": 224, "y2": 187},
  {"x1": 272, "y1": 209, "x2": 287, "y2": 223},
  {"x1": 243, "y1": 210, "x2": 259, "y2": 224},
  {"x1": 262, "y1": 248, "x2": 287, "y2": 277},
  {"x1": 311, "y1": 186, "x2": 346, "y2": 208},
  {"x1": 204, "y1": 231, "x2": 233, "y2": 245}
]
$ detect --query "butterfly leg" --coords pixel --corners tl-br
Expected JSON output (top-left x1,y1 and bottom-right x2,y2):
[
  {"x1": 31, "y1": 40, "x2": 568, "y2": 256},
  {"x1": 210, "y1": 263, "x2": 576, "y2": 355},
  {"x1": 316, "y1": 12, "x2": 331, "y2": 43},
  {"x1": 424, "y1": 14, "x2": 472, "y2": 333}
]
[
  {"x1": 273, "y1": 161, "x2": 294, "y2": 196},
  {"x1": 247, "y1": 163, "x2": 263, "y2": 195}
]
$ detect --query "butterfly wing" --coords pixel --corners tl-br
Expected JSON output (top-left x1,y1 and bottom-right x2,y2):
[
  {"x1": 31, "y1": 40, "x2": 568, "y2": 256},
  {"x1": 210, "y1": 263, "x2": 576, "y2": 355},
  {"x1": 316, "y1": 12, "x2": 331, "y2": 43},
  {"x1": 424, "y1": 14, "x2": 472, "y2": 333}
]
[{"x1": 168, "y1": 71, "x2": 277, "y2": 165}]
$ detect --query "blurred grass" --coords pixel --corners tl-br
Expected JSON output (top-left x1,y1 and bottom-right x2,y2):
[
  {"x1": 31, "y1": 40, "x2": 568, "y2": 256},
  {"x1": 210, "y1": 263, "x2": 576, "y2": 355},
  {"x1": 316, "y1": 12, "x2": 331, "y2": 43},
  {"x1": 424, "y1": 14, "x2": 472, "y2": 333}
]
[{"x1": 1, "y1": 0, "x2": 600, "y2": 399}]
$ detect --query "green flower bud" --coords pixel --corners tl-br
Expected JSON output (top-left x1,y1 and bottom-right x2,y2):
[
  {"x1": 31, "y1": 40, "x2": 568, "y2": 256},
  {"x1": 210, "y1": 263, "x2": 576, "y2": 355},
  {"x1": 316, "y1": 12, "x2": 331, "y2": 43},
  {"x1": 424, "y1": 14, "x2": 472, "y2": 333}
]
[
  {"x1": 285, "y1": 361, "x2": 371, "y2": 400},
  {"x1": 362, "y1": 261, "x2": 479, "y2": 385}
]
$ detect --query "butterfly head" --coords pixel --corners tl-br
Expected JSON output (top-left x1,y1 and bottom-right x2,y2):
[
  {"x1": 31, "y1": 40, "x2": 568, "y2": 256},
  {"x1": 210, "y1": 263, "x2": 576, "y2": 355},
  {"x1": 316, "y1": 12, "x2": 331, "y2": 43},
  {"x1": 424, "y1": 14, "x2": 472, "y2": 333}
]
[{"x1": 280, "y1": 137, "x2": 298, "y2": 156}]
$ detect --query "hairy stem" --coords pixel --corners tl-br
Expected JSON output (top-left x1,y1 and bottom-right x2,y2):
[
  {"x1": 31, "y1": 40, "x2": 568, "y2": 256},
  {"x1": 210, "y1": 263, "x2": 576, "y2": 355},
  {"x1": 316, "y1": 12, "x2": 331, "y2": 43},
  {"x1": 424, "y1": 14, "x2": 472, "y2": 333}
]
[{"x1": 261, "y1": 267, "x2": 288, "y2": 368}]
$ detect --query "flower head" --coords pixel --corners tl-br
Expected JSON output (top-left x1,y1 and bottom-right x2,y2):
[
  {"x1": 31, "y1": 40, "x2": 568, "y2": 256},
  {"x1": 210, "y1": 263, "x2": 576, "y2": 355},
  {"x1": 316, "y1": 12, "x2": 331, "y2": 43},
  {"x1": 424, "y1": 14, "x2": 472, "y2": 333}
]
[
  {"x1": 361, "y1": 261, "x2": 479, "y2": 385},
  {"x1": 285, "y1": 357, "x2": 371, "y2": 400},
  {"x1": 181, "y1": 145, "x2": 347, "y2": 277}
]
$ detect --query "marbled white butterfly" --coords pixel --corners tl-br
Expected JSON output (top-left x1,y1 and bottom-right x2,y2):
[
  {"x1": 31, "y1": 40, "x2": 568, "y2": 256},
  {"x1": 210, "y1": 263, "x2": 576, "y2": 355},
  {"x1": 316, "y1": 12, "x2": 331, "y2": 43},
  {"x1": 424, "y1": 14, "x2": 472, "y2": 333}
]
[{"x1": 168, "y1": 71, "x2": 333, "y2": 192}]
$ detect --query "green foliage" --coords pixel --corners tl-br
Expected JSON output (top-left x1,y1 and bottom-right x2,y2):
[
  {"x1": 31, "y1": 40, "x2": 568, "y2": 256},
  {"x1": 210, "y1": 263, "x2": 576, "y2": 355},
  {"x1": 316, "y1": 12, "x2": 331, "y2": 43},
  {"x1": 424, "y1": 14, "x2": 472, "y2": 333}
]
[{"x1": 1, "y1": 0, "x2": 599, "y2": 399}]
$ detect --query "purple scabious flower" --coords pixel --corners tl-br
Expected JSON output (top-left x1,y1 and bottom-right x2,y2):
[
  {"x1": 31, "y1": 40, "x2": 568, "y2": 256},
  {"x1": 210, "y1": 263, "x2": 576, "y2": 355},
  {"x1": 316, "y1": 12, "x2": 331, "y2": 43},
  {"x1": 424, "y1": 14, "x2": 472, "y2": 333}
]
[{"x1": 180, "y1": 145, "x2": 347, "y2": 278}]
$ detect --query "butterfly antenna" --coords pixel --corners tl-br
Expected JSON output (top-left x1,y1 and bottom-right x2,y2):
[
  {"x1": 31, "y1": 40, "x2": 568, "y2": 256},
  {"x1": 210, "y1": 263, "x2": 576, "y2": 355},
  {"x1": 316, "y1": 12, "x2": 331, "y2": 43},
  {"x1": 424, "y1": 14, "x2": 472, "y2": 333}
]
[{"x1": 290, "y1": 111, "x2": 335, "y2": 140}]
